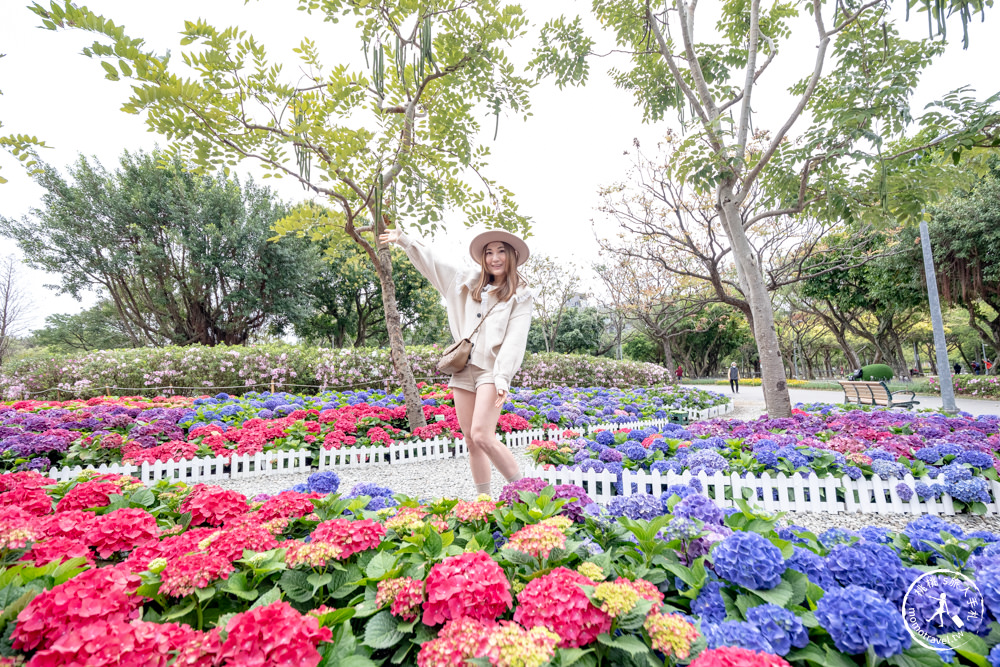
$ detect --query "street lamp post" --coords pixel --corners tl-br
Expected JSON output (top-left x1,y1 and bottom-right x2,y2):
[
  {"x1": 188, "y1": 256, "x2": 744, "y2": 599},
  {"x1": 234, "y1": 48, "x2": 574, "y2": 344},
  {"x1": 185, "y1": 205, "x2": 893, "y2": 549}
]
[{"x1": 919, "y1": 220, "x2": 958, "y2": 413}]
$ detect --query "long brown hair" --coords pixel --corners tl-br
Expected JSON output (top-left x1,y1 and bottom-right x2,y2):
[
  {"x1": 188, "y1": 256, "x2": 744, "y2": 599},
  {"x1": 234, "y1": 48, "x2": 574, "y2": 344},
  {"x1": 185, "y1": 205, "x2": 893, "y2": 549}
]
[{"x1": 472, "y1": 241, "x2": 525, "y2": 302}]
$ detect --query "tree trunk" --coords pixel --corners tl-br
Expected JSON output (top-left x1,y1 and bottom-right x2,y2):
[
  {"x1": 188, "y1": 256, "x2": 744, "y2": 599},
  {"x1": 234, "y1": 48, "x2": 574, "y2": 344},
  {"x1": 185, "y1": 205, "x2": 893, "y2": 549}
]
[
  {"x1": 925, "y1": 344, "x2": 938, "y2": 374},
  {"x1": 660, "y1": 338, "x2": 676, "y2": 381},
  {"x1": 719, "y1": 192, "x2": 791, "y2": 417},
  {"x1": 373, "y1": 247, "x2": 427, "y2": 430}
]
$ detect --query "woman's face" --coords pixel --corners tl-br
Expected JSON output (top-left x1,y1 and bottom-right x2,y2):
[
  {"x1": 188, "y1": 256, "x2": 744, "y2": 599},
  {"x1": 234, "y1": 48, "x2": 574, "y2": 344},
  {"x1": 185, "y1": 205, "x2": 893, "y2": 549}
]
[{"x1": 483, "y1": 241, "x2": 508, "y2": 279}]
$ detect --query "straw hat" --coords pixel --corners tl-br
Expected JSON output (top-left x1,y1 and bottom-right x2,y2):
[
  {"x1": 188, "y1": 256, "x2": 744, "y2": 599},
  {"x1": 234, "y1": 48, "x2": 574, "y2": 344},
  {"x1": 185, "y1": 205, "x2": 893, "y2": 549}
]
[{"x1": 468, "y1": 230, "x2": 530, "y2": 266}]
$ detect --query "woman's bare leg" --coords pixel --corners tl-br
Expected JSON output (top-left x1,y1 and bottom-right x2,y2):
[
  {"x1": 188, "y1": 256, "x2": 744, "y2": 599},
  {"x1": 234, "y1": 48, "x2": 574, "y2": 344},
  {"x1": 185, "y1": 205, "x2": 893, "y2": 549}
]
[
  {"x1": 453, "y1": 387, "x2": 492, "y2": 489},
  {"x1": 470, "y1": 384, "x2": 521, "y2": 481}
]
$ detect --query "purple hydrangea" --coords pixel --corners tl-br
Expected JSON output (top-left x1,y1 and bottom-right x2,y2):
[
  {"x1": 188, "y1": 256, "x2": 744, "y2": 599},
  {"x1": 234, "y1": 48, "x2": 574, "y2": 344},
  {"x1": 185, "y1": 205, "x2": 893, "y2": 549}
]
[
  {"x1": 498, "y1": 477, "x2": 549, "y2": 504},
  {"x1": 815, "y1": 585, "x2": 911, "y2": 657},
  {"x1": 672, "y1": 493, "x2": 724, "y2": 526},
  {"x1": 895, "y1": 483, "x2": 914, "y2": 502},
  {"x1": 745, "y1": 603, "x2": 810, "y2": 656},
  {"x1": 711, "y1": 532, "x2": 786, "y2": 590},
  {"x1": 702, "y1": 621, "x2": 773, "y2": 653},
  {"x1": 622, "y1": 493, "x2": 663, "y2": 520},
  {"x1": 599, "y1": 448, "x2": 623, "y2": 463},
  {"x1": 687, "y1": 449, "x2": 729, "y2": 476},
  {"x1": 552, "y1": 483, "x2": 593, "y2": 523}
]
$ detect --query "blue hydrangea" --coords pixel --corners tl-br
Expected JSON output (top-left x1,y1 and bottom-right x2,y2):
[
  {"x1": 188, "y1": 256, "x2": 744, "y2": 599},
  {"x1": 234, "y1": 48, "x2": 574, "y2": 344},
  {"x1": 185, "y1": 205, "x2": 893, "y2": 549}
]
[
  {"x1": 364, "y1": 495, "x2": 398, "y2": 511},
  {"x1": 691, "y1": 581, "x2": 727, "y2": 624},
  {"x1": 955, "y1": 450, "x2": 993, "y2": 469},
  {"x1": 628, "y1": 429, "x2": 651, "y2": 441},
  {"x1": 775, "y1": 525, "x2": 809, "y2": 545},
  {"x1": 306, "y1": 471, "x2": 340, "y2": 495},
  {"x1": 915, "y1": 482, "x2": 945, "y2": 501},
  {"x1": 786, "y1": 547, "x2": 837, "y2": 591},
  {"x1": 871, "y1": 460, "x2": 908, "y2": 479},
  {"x1": 607, "y1": 496, "x2": 630, "y2": 517},
  {"x1": 754, "y1": 450, "x2": 779, "y2": 468},
  {"x1": 348, "y1": 482, "x2": 394, "y2": 498},
  {"x1": 711, "y1": 532, "x2": 786, "y2": 590},
  {"x1": 865, "y1": 449, "x2": 896, "y2": 462},
  {"x1": 651, "y1": 458, "x2": 685, "y2": 475},
  {"x1": 745, "y1": 604, "x2": 810, "y2": 656},
  {"x1": 825, "y1": 543, "x2": 907, "y2": 602},
  {"x1": 688, "y1": 477, "x2": 703, "y2": 493},
  {"x1": 941, "y1": 463, "x2": 973, "y2": 484},
  {"x1": 844, "y1": 466, "x2": 862, "y2": 480},
  {"x1": 815, "y1": 585, "x2": 911, "y2": 657},
  {"x1": 662, "y1": 516, "x2": 702, "y2": 542},
  {"x1": 906, "y1": 572, "x2": 991, "y2": 639},
  {"x1": 622, "y1": 444, "x2": 648, "y2": 462},
  {"x1": 990, "y1": 645, "x2": 1000, "y2": 667},
  {"x1": 650, "y1": 438, "x2": 671, "y2": 453},
  {"x1": 595, "y1": 431, "x2": 615, "y2": 446},
  {"x1": 702, "y1": 621, "x2": 773, "y2": 653},
  {"x1": 895, "y1": 483, "x2": 914, "y2": 502},
  {"x1": 947, "y1": 478, "x2": 991, "y2": 504},
  {"x1": 545, "y1": 409, "x2": 561, "y2": 422},
  {"x1": 858, "y1": 526, "x2": 892, "y2": 544},
  {"x1": 623, "y1": 493, "x2": 663, "y2": 520},
  {"x1": 673, "y1": 494, "x2": 724, "y2": 526},
  {"x1": 819, "y1": 527, "x2": 857, "y2": 548},
  {"x1": 976, "y1": 565, "x2": 1000, "y2": 621},
  {"x1": 903, "y1": 515, "x2": 965, "y2": 553},
  {"x1": 687, "y1": 449, "x2": 730, "y2": 476},
  {"x1": 599, "y1": 448, "x2": 624, "y2": 463},
  {"x1": 913, "y1": 446, "x2": 942, "y2": 464},
  {"x1": 691, "y1": 436, "x2": 726, "y2": 450},
  {"x1": 775, "y1": 446, "x2": 809, "y2": 469},
  {"x1": 291, "y1": 483, "x2": 309, "y2": 493},
  {"x1": 579, "y1": 459, "x2": 606, "y2": 473}
]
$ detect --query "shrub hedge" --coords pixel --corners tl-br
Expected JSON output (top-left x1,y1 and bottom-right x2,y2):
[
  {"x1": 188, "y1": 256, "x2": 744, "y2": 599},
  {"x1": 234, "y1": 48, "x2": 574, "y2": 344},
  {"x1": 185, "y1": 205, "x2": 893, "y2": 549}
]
[{"x1": 0, "y1": 345, "x2": 674, "y2": 400}]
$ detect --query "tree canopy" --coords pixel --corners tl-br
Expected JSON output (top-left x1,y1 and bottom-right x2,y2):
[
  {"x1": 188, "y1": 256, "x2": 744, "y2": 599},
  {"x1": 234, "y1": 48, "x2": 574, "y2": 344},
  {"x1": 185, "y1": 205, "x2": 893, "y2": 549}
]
[{"x1": 0, "y1": 150, "x2": 320, "y2": 347}]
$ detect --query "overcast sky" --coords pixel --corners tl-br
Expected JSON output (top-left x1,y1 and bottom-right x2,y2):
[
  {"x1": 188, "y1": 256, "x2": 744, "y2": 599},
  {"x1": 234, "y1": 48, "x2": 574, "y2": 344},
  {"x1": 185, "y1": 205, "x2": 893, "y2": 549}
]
[{"x1": 1, "y1": 1, "x2": 995, "y2": 330}]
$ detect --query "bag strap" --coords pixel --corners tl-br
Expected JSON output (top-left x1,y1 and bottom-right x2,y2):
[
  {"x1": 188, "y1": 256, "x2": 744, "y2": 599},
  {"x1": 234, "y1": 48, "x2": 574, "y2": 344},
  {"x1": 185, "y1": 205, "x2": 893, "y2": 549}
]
[{"x1": 465, "y1": 298, "x2": 501, "y2": 339}]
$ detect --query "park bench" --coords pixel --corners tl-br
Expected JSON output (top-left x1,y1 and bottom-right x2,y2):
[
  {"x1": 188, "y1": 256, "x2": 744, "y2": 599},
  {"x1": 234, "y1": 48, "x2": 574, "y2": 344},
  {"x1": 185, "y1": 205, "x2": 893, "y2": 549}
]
[{"x1": 836, "y1": 380, "x2": 919, "y2": 409}]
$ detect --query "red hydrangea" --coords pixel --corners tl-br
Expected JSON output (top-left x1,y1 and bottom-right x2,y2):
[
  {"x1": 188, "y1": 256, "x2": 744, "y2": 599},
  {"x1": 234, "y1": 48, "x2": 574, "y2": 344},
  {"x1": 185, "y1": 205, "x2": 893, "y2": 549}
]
[
  {"x1": 497, "y1": 413, "x2": 531, "y2": 433},
  {"x1": 513, "y1": 567, "x2": 611, "y2": 648},
  {"x1": 36, "y1": 509, "x2": 96, "y2": 541},
  {"x1": 214, "y1": 601, "x2": 332, "y2": 667},
  {"x1": 22, "y1": 536, "x2": 94, "y2": 567},
  {"x1": 27, "y1": 620, "x2": 197, "y2": 667},
  {"x1": 179, "y1": 485, "x2": 250, "y2": 526},
  {"x1": 87, "y1": 508, "x2": 160, "y2": 558},
  {"x1": 310, "y1": 518, "x2": 385, "y2": 559},
  {"x1": 416, "y1": 617, "x2": 496, "y2": 667},
  {"x1": 13, "y1": 566, "x2": 144, "y2": 651},
  {"x1": 122, "y1": 440, "x2": 199, "y2": 465},
  {"x1": 0, "y1": 470, "x2": 53, "y2": 492},
  {"x1": 122, "y1": 528, "x2": 219, "y2": 573},
  {"x1": 158, "y1": 552, "x2": 234, "y2": 598},
  {"x1": 423, "y1": 551, "x2": 512, "y2": 626},
  {"x1": 0, "y1": 485, "x2": 53, "y2": 516},
  {"x1": 255, "y1": 491, "x2": 322, "y2": 522},
  {"x1": 689, "y1": 647, "x2": 792, "y2": 667},
  {"x1": 56, "y1": 481, "x2": 121, "y2": 512}
]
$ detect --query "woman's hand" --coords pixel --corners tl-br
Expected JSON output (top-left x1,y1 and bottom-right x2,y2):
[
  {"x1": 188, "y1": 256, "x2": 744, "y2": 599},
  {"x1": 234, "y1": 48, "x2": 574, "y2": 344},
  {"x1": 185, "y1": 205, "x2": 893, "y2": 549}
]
[
  {"x1": 494, "y1": 389, "x2": 507, "y2": 409},
  {"x1": 378, "y1": 228, "x2": 402, "y2": 245}
]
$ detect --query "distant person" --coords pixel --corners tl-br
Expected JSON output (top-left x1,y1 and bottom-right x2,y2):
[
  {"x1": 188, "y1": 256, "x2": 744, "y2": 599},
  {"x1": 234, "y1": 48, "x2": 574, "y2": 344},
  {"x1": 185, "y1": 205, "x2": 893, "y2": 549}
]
[
  {"x1": 972, "y1": 361, "x2": 981, "y2": 375},
  {"x1": 953, "y1": 362, "x2": 962, "y2": 375},
  {"x1": 675, "y1": 366, "x2": 683, "y2": 381},
  {"x1": 729, "y1": 362, "x2": 740, "y2": 393}
]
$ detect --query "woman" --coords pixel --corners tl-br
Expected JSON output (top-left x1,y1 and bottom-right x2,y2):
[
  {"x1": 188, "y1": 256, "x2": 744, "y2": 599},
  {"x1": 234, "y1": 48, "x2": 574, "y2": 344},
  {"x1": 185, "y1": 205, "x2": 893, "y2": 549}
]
[
  {"x1": 379, "y1": 227, "x2": 533, "y2": 497},
  {"x1": 728, "y1": 362, "x2": 740, "y2": 393}
]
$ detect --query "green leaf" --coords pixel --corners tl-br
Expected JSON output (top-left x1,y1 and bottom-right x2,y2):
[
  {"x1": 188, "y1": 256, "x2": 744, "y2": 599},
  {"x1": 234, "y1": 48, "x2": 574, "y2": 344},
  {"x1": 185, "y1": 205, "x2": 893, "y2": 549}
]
[
  {"x1": 250, "y1": 586, "x2": 281, "y2": 609},
  {"x1": 308, "y1": 572, "x2": 333, "y2": 590},
  {"x1": 596, "y1": 633, "x2": 650, "y2": 656},
  {"x1": 364, "y1": 610, "x2": 405, "y2": 649},
  {"x1": 750, "y1": 580, "x2": 793, "y2": 607},
  {"x1": 366, "y1": 551, "x2": 397, "y2": 579},
  {"x1": 501, "y1": 548, "x2": 537, "y2": 566},
  {"x1": 424, "y1": 529, "x2": 443, "y2": 558},
  {"x1": 786, "y1": 644, "x2": 829, "y2": 665},
  {"x1": 130, "y1": 488, "x2": 155, "y2": 507},
  {"x1": 555, "y1": 647, "x2": 595, "y2": 667},
  {"x1": 161, "y1": 598, "x2": 196, "y2": 621},
  {"x1": 100, "y1": 60, "x2": 120, "y2": 80},
  {"x1": 942, "y1": 633, "x2": 990, "y2": 667},
  {"x1": 279, "y1": 570, "x2": 314, "y2": 603}
]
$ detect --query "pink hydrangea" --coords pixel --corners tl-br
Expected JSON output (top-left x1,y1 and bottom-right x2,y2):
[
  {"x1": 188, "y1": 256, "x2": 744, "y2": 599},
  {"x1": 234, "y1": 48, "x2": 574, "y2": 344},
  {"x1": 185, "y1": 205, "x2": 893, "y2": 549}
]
[
  {"x1": 56, "y1": 481, "x2": 121, "y2": 512},
  {"x1": 13, "y1": 566, "x2": 144, "y2": 651},
  {"x1": 310, "y1": 518, "x2": 385, "y2": 559},
  {"x1": 513, "y1": 567, "x2": 611, "y2": 648},
  {"x1": 423, "y1": 551, "x2": 512, "y2": 626},
  {"x1": 26, "y1": 620, "x2": 197, "y2": 667},
  {"x1": 417, "y1": 617, "x2": 496, "y2": 667},
  {"x1": 86, "y1": 508, "x2": 160, "y2": 559},
  {"x1": 158, "y1": 552, "x2": 234, "y2": 598},
  {"x1": 214, "y1": 601, "x2": 332, "y2": 667},
  {"x1": 22, "y1": 536, "x2": 93, "y2": 567},
  {"x1": 179, "y1": 485, "x2": 250, "y2": 526}
]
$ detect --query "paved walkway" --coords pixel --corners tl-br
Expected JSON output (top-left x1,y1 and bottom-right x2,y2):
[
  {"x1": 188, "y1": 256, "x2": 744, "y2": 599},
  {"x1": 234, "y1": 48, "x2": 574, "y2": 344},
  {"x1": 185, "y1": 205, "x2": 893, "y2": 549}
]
[{"x1": 688, "y1": 384, "x2": 1000, "y2": 418}]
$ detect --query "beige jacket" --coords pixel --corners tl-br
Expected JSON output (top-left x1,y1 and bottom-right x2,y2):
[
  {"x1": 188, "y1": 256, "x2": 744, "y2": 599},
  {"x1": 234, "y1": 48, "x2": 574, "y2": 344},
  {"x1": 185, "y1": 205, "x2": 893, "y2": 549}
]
[{"x1": 397, "y1": 231, "x2": 534, "y2": 393}]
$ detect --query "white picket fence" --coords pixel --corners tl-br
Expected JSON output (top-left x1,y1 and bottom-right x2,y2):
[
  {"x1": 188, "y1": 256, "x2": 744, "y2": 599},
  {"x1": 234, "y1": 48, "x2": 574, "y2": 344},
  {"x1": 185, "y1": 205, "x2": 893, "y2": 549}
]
[
  {"x1": 43, "y1": 401, "x2": 736, "y2": 484},
  {"x1": 522, "y1": 466, "x2": 1000, "y2": 516}
]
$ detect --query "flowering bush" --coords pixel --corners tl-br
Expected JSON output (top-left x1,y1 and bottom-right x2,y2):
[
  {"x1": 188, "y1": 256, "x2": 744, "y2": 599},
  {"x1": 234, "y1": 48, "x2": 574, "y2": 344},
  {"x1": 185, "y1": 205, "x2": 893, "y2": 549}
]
[{"x1": 0, "y1": 470, "x2": 996, "y2": 666}]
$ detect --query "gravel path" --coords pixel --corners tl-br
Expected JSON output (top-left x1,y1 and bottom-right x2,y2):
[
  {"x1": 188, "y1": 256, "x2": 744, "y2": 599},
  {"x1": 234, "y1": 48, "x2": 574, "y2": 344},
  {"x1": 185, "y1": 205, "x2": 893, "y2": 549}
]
[{"x1": 211, "y1": 397, "x2": 1000, "y2": 532}]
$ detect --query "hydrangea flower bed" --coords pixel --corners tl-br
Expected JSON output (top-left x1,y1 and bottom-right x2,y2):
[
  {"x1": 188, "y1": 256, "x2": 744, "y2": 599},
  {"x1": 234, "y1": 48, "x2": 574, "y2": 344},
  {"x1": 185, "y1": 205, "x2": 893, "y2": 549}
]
[
  {"x1": 1, "y1": 469, "x2": 998, "y2": 666},
  {"x1": 0, "y1": 385, "x2": 728, "y2": 473},
  {"x1": 529, "y1": 405, "x2": 1000, "y2": 513}
]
